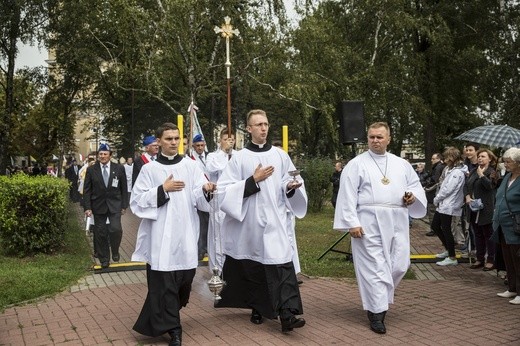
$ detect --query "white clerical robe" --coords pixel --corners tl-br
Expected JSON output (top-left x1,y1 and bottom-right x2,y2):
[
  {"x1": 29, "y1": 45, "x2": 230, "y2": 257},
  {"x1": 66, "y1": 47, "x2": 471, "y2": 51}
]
[
  {"x1": 205, "y1": 149, "x2": 237, "y2": 272},
  {"x1": 124, "y1": 163, "x2": 133, "y2": 192},
  {"x1": 218, "y1": 146, "x2": 307, "y2": 265},
  {"x1": 206, "y1": 149, "x2": 237, "y2": 183},
  {"x1": 287, "y1": 210, "x2": 300, "y2": 273},
  {"x1": 130, "y1": 158, "x2": 210, "y2": 271},
  {"x1": 77, "y1": 164, "x2": 88, "y2": 194},
  {"x1": 333, "y1": 150, "x2": 426, "y2": 313}
]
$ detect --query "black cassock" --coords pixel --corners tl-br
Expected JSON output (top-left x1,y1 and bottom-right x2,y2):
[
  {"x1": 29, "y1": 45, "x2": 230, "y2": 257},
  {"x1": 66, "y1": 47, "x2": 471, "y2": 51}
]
[
  {"x1": 215, "y1": 256, "x2": 303, "y2": 320},
  {"x1": 133, "y1": 265, "x2": 196, "y2": 337}
]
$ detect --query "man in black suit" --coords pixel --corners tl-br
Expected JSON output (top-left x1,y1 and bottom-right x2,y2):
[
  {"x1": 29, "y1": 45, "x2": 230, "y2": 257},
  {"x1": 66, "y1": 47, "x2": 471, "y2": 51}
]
[
  {"x1": 64, "y1": 159, "x2": 81, "y2": 202},
  {"x1": 132, "y1": 135, "x2": 159, "y2": 186},
  {"x1": 84, "y1": 144, "x2": 128, "y2": 268},
  {"x1": 330, "y1": 161, "x2": 343, "y2": 208}
]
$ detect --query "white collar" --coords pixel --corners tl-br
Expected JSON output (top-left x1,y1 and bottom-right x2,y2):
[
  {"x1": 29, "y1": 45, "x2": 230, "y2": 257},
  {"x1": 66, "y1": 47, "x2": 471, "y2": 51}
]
[
  {"x1": 252, "y1": 141, "x2": 266, "y2": 148},
  {"x1": 161, "y1": 153, "x2": 177, "y2": 160},
  {"x1": 368, "y1": 149, "x2": 387, "y2": 158}
]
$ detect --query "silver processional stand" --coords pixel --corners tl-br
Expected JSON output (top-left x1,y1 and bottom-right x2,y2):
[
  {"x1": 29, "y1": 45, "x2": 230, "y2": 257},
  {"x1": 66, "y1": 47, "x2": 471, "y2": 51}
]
[{"x1": 207, "y1": 190, "x2": 226, "y2": 301}]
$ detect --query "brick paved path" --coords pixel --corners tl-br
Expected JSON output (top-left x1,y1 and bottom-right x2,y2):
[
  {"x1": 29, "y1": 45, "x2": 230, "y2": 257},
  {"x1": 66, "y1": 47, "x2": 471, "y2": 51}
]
[{"x1": 1, "y1": 210, "x2": 519, "y2": 345}]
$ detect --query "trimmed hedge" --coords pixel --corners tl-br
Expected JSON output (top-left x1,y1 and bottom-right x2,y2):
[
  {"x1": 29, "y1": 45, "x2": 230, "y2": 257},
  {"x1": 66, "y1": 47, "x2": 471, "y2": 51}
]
[{"x1": 0, "y1": 174, "x2": 69, "y2": 257}]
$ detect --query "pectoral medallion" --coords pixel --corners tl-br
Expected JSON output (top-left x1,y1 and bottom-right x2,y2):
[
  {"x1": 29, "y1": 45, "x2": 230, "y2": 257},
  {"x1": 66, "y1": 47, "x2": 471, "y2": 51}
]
[{"x1": 369, "y1": 152, "x2": 390, "y2": 186}]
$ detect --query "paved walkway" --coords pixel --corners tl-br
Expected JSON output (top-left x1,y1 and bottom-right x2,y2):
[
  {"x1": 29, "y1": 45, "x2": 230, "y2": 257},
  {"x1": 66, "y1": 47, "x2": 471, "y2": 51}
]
[{"x1": 1, "y1": 210, "x2": 519, "y2": 345}]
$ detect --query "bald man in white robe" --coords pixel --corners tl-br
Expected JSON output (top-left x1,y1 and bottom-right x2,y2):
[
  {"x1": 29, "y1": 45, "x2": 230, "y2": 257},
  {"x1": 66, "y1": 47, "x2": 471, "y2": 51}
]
[{"x1": 334, "y1": 122, "x2": 426, "y2": 334}]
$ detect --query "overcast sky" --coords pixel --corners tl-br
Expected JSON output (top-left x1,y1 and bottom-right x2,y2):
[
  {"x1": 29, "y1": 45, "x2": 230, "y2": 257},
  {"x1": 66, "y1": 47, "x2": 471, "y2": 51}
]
[
  {"x1": 14, "y1": 3, "x2": 300, "y2": 70},
  {"x1": 16, "y1": 43, "x2": 48, "y2": 69}
]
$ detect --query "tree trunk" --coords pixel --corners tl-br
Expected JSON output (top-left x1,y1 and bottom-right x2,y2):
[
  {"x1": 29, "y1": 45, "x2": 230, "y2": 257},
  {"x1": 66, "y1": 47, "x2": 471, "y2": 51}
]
[{"x1": 1, "y1": 3, "x2": 21, "y2": 175}]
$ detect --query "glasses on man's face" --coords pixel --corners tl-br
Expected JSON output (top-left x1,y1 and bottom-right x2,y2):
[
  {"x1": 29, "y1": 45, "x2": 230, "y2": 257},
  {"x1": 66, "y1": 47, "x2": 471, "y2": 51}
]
[{"x1": 249, "y1": 123, "x2": 269, "y2": 128}]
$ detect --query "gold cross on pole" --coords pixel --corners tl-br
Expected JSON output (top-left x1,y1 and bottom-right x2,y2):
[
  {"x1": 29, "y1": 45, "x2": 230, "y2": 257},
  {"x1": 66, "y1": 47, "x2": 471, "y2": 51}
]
[
  {"x1": 214, "y1": 16, "x2": 240, "y2": 79},
  {"x1": 214, "y1": 16, "x2": 239, "y2": 137}
]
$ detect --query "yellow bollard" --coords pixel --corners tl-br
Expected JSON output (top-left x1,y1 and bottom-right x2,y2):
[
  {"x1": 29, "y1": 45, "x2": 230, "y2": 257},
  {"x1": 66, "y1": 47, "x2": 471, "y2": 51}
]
[
  {"x1": 178, "y1": 115, "x2": 184, "y2": 154},
  {"x1": 282, "y1": 125, "x2": 288, "y2": 153}
]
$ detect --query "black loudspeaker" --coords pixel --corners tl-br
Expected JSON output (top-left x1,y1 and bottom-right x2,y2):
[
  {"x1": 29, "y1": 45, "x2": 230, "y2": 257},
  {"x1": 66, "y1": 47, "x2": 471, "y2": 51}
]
[{"x1": 337, "y1": 101, "x2": 366, "y2": 144}]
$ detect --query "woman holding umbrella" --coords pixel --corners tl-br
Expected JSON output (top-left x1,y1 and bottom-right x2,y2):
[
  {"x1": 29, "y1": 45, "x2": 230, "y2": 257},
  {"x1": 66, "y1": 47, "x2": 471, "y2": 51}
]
[
  {"x1": 464, "y1": 149, "x2": 498, "y2": 270},
  {"x1": 492, "y1": 147, "x2": 520, "y2": 305}
]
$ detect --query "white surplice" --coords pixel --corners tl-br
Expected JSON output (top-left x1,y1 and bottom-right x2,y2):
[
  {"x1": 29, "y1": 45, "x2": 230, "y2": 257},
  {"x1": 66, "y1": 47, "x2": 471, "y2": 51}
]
[
  {"x1": 286, "y1": 211, "x2": 300, "y2": 273},
  {"x1": 130, "y1": 158, "x2": 210, "y2": 271},
  {"x1": 218, "y1": 146, "x2": 307, "y2": 265},
  {"x1": 205, "y1": 148, "x2": 237, "y2": 272},
  {"x1": 124, "y1": 163, "x2": 133, "y2": 192},
  {"x1": 333, "y1": 150, "x2": 427, "y2": 313}
]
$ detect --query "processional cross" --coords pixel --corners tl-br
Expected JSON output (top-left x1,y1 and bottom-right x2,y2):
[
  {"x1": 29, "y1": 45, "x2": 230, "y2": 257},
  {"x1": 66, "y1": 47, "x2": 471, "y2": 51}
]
[
  {"x1": 206, "y1": 17, "x2": 240, "y2": 302},
  {"x1": 214, "y1": 16, "x2": 240, "y2": 137}
]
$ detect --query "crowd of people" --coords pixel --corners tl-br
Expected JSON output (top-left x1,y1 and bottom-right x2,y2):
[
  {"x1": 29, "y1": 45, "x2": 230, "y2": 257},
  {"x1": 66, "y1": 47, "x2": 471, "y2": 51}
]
[
  {"x1": 5, "y1": 162, "x2": 59, "y2": 177},
  {"x1": 6, "y1": 115, "x2": 520, "y2": 344},
  {"x1": 411, "y1": 143, "x2": 520, "y2": 307}
]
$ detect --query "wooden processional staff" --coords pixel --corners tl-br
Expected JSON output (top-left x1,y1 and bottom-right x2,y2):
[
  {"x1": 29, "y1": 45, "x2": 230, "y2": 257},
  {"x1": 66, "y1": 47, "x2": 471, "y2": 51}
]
[
  {"x1": 207, "y1": 16, "x2": 240, "y2": 301},
  {"x1": 214, "y1": 16, "x2": 240, "y2": 137}
]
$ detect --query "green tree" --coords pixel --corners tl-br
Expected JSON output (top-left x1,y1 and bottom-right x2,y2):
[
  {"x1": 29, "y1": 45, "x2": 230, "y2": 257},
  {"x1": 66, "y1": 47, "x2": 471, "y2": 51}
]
[
  {"x1": 47, "y1": 0, "x2": 294, "y2": 156},
  {"x1": 11, "y1": 0, "x2": 516, "y2": 170},
  {"x1": 478, "y1": 1, "x2": 520, "y2": 129},
  {"x1": 0, "y1": 0, "x2": 54, "y2": 174},
  {"x1": 288, "y1": 0, "x2": 513, "y2": 164}
]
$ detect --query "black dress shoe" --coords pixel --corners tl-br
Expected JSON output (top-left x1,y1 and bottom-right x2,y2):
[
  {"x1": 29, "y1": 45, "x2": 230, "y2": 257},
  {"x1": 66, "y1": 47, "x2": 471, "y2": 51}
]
[
  {"x1": 370, "y1": 320, "x2": 386, "y2": 334},
  {"x1": 112, "y1": 254, "x2": 120, "y2": 262},
  {"x1": 367, "y1": 311, "x2": 386, "y2": 334},
  {"x1": 367, "y1": 311, "x2": 386, "y2": 322},
  {"x1": 425, "y1": 230, "x2": 435, "y2": 237},
  {"x1": 169, "y1": 329, "x2": 182, "y2": 346},
  {"x1": 100, "y1": 262, "x2": 109, "y2": 269},
  {"x1": 281, "y1": 316, "x2": 305, "y2": 332},
  {"x1": 169, "y1": 334, "x2": 181, "y2": 346},
  {"x1": 250, "y1": 309, "x2": 263, "y2": 325}
]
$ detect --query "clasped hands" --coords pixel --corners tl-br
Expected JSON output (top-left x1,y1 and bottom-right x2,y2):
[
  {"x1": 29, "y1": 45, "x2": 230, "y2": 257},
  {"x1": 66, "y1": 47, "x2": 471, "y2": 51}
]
[{"x1": 163, "y1": 174, "x2": 216, "y2": 193}]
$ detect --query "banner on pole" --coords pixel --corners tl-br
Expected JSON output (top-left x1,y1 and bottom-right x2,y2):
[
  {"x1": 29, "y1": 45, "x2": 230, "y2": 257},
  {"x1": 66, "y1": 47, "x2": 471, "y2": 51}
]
[{"x1": 187, "y1": 102, "x2": 204, "y2": 141}]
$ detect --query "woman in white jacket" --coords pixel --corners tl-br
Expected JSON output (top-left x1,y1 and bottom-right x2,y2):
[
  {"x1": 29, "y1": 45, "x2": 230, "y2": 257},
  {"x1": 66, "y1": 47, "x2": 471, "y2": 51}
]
[{"x1": 432, "y1": 147, "x2": 467, "y2": 266}]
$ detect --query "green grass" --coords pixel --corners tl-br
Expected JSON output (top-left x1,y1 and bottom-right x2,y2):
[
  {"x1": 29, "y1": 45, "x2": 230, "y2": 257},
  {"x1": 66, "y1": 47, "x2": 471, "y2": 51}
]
[
  {"x1": 0, "y1": 204, "x2": 413, "y2": 311},
  {"x1": 297, "y1": 205, "x2": 415, "y2": 280},
  {"x1": 297, "y1": 206, "x2": 356, "y2": 278},
  {"x1": 0, "y1": 204, "x2": 92, "y2": 311}
]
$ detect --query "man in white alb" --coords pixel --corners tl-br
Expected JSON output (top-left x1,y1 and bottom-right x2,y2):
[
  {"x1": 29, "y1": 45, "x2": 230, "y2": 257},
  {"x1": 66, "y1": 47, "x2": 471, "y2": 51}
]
[
  {"x1": 123, "y1": 157, "x2": 133, "y2": 204},
  {"x1": 333, "y1": 122, "x2": 426, "y2": 334},
  {"x1": 190, "y1": 134, "x2": 210, "y2": 261},
  {"x1": 130, "y1": 122, "x2": 216, "y2": 346},
  {"x1": 215, "y1": 109, "x2": 308, "y2": 333},
  {"x1": 205, "y1": 127, "x2": 236, "y2": 273}
]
